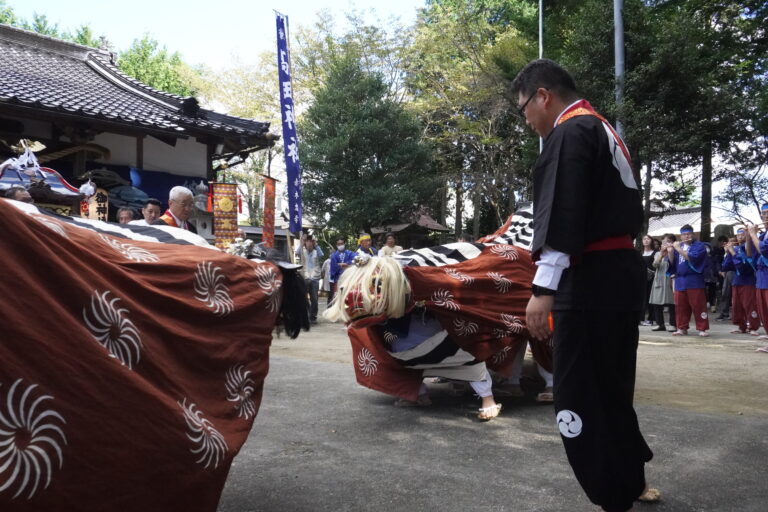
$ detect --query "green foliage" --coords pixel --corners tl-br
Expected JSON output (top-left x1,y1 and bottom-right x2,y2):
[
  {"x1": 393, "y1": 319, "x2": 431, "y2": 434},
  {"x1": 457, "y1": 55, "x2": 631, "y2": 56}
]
[
  {"x1": 20, "y1": 13, "x2": 61, "y2": 37},
  {"x1": 300, "y1": 57, "x2": 434, "y2": 234},
  {"x1": 117, "y1": 35, "x2": 197, "y2": 96},
  {"x1": 406, "y1": 0, "x2": 538, "y2": 235},
  {"x1": 0, "y1": 1, "x2": 17, "y2": 25},
  {"x1": 70, "y1": 24, "x2": 102, "y2": 48}
]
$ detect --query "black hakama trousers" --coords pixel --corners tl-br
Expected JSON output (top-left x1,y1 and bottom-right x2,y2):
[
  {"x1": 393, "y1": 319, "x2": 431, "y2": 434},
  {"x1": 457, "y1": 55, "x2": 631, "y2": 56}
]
[{"x1": 553, "y1": 309, "x2": 653, "y2": 512}]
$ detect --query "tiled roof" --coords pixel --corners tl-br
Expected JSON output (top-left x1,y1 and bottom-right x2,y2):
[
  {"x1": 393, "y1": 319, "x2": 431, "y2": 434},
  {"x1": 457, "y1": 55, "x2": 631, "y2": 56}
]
[{"x1": 0, "y1": 24, "x2": 273, "y2": 145}]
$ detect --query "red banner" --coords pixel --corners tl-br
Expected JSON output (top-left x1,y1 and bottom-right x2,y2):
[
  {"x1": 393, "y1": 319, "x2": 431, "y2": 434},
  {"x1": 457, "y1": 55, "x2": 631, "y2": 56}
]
[
  {"x1": 263, "y1": 176, "x2": 276, "y2": 248},
  {"x1": 212, "y1": 182, "x2": 239, "y2": 250}
]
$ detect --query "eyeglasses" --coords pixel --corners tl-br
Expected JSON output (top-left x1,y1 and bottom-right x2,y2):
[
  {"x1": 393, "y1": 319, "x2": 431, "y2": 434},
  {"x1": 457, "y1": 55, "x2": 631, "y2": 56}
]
[{"x1": 517, "y1": 92, "x2": 536, "y2": 118}]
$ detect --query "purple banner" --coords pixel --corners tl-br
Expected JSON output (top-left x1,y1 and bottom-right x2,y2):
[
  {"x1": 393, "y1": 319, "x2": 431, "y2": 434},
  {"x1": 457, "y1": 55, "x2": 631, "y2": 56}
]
[{"x1": 276, "y1": 13, "x2": 302, "y2": 233}]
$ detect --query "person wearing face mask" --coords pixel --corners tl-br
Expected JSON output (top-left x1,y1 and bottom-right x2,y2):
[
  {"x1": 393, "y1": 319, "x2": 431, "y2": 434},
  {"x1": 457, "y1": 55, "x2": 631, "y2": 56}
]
[{"x1": 329, "y1": 238, "x2": 356, "y2": 304}]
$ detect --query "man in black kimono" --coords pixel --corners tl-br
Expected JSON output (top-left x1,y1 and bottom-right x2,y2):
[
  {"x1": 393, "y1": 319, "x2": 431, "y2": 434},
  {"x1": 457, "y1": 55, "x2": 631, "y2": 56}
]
[{"x1": 511, "y1": 59, "x2": 657, "y2": 511}]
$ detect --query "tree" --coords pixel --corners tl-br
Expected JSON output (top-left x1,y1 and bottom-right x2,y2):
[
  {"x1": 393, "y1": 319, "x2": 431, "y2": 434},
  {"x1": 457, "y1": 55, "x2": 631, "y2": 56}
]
[
  {"x1": 21, "y1": 13, "x2": 61, "y2": 37},
  {"x1": 69, "y1": 24, "x2": 102, "y2": 48},
  {"x1": 300, "y1": 57, "x2": 434, "y2": 235},
  {"x1": 405, "y1": 0, "x2": 538, "y2": 238},
  {"x1": 118, "y1": 35, "x2": 197, "y2": 96},
  {"x1": 0, "y1": 1, "x2": 17, "y2": 25}
]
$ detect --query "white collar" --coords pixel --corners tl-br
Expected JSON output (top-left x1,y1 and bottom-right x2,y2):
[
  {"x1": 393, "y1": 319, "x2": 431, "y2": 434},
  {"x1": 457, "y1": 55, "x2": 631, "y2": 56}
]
[
  {"x1": 553, "y1": 99, "x2": 584, "y2": 128},
  {"x1": 168, "y1": 210, "x2": 186, "y2": 228}
]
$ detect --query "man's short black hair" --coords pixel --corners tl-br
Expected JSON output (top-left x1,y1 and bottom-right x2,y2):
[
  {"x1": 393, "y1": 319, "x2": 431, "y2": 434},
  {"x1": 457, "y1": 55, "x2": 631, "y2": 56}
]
[
  {"x1": 144, "y1": 198, "x2": 162, "y2": 208},
  {"x1": 717, "y1": 235, "x2": 728, "y2": 243},
  {"x1": 4, "y1": 186, "x2": 26, "y2": 199},
  {"x1": 510, "y1": 59, "x2": 579, "y2": 101},
  {"x1": 336, "y1": 238, "x2": 345, "y2": 244}
]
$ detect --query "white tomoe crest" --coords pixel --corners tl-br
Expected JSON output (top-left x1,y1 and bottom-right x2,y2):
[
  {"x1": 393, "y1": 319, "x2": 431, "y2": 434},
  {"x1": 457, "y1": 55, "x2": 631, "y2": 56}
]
[
  {"x1": 29, "y1": 214, "x2": 68, "y2": 238},
  {"x1": 0, "y1": 379, "x2": 67, "y2": 500},
  {"x1": 225, "y1": 365, "x2": 256, "y2": 420},
  {"x1": 431, "y1": 289, "x2": 460, "y2": 311},
  {"x1": 178, "y1": 399, "x2": 228, "y2": 469},
  {"x1": 452, "y1": 318, "x2": 478, "y2": 336},
  {"x1": 357, "y1": 348, "x2": 379, "y2": 377},
  {"x1": 444, "y1": 268, "x2": 474, "y2": 285},
  {"x1": 82, "y1": 290, "x2": 143, "y2": 369},
  {"x1": 487, "y1": 272, "x2": 513, "y2": 293},
  {"x1": 194, "y1": 262, "x2": 234, "y2": 316},
  {"x1": 491, "y1": 346, "x2": 512, "y2": 364},
  {"x1": 254, "y1": 265, "x2": 282, "y2": 313},
  {"x1": 490, "y1": 244, "x2": 519, "y2": 261},
  {"x1": 98, "y1": 234, "x2": 159, "y2": 263},
  {"x1": 500, "y1": 313, "x2": 525, "y2": 334},
  {"x1": 382, "y1": 331, "x2": 398, "y2": 345}
]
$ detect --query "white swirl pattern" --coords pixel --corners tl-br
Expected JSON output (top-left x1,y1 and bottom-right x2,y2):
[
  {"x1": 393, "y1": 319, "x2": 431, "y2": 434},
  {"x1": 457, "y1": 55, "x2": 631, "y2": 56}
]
[
  {"x1": 0, "y1": 379, "x2": 67, "y2": 500},
  {"x1": 178, "y1": 399, "x2": 228, "y2": 469},
  {"x1": 225, "y1": 366, "x2": 256, "y2": 420},
  {"x1": 29, "y1": 214, "x2": 68, "y2": 238},
  {"x1": 383, "y1": 331, "x2": 398, "y2": 344},
  {"x1": 500, "y1": 313, "x2": 525, "y2": 334},
  {"x1": 490, "y1": 244, "x2": 519, "y2": 261},
  {"x1": 82, "y1": 290, "x2": 142, "y2": 369},
  {"x1": 444, "y1": 268, "x2": 474, "y2": 284},
  {"x1": 431, "y1": 289, "x2": 460, "y2": 311},
  {"x1": 357, "y1": 348, "x2": 379, "y2": 377},
  {"x1": 194, "y1": 262, "x2": 234, "y2": 316},
  {"x1": 487, "y1": 272, "x2": 513, "y2": 293},
  {"x1": 255, "y1": 265, "x2": 281, "y2": 313},
  {"x1": 453, "y1": 318, "x2": 479, "y2": 336},
  {"x1": 99, "y1": 234, "x2": 159, "y2": 263},
  {"x1": 491, "y1": 346, "x2": 512, "y2": 364}
]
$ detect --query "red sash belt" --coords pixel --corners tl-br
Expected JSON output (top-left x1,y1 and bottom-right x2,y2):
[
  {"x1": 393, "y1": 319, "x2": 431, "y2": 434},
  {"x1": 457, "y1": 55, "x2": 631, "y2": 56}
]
[{"x1": 584, "y1": 235, "x2": 634, "y2": 253}]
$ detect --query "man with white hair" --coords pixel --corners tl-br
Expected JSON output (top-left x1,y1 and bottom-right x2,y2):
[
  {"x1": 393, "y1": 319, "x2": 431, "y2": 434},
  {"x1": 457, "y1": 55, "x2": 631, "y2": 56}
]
[{"x1": 152, "y1": 186, "x2": 196, "y2": 233}]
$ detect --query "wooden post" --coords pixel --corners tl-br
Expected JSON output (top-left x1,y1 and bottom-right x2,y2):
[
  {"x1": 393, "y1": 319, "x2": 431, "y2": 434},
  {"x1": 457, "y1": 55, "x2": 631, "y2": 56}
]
[{"x1": 136, "y1": 135, "x2": 144, "y2": 169}]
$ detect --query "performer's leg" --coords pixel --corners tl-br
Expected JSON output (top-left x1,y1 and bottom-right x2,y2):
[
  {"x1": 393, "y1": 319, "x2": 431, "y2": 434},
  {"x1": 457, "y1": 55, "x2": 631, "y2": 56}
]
[
  {"x1": 675, "y1": 291, "x2": 690, "y2": 331},
  {"x1": 667, "y1": 304, "x2": 676, "y2": 329},
  {"x1": 742, "y1": 285, "x2": 759, "y2": 332},
  {"x1": 732, "y1": 285, "x2": 746, "y2": 331},
  {"x1": 471, "y1": 370, "x2": 501, "y2": 420},
  {"x1": 308, "y1": 279, "x2": 319, "y2": 322},
  {"x1": 688, "y1": 288, "x2": 710, "y2": 332},
  {"x1": 506, "y1": 342, "x2": 527, "y2": 385},
  {"x1": 757, "y1": 289, "x2": 768, "y2": 336},
  {"x1": 553, "y1": 310, "x2": 653, "y2": 512}
]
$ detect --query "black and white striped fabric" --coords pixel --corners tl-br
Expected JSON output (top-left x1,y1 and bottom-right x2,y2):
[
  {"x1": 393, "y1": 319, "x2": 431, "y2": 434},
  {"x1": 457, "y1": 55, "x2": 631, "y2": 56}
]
[
  {"x1": 484, "y1": 204, "x2": 534, "y2": 250},
  {"x1": 385, "y1": 327, "x2": 488, "y2": 382},
  {"x1": 394, "y1": 204, "x2": 534, "y2": 268},
  {"x1": 7, "y1": 199, "x2": 216, "y2": 249}
]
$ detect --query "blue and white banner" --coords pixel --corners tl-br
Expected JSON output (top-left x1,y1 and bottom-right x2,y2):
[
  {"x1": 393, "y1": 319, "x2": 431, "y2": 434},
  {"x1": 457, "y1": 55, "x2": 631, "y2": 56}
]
[{"x1": 276, "y1": 12, "x2": 302, "y2": 233}]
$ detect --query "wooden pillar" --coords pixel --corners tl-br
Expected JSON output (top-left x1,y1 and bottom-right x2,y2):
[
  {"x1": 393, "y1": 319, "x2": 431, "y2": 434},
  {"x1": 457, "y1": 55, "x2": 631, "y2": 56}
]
[{"x1": 136, "y1": 136, "x2": 144, "y2": 169}]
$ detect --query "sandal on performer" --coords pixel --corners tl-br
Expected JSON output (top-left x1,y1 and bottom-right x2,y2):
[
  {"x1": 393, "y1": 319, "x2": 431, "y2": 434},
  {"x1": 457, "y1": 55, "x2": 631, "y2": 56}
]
[
  {"x1": 637, "y1": 487, "x2": 661, "y2": 503},
  {"x1": 536, "y1": 387, "x2": 554, "y2": 403},
  {"x1": 477, "y1": 403, "x2": 502, "y2": 421},
  {"x1": 699, "y1": 331, "x2": 710, "y2": 337},
  {"x1": 731, "y1": 329, "x2": 746, "y2": 334},
  {"x1": 671, "y1": 330, "x2": 687, "y2": 336},
  {"x1": 756, "y1": 346, "x2": 768, "y2": 353}
]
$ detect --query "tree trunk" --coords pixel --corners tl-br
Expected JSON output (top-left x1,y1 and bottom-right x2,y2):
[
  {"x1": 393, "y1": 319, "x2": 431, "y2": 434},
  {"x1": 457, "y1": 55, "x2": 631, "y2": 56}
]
[
  {"x1": 440, "y1": 179, "x2": 449, "y2": 244},
  {"x1": 642, "y1": 159, "x2": 652, "y2": 236},
  {"x1": 472, "y1": 187, "x2": 481, "y2": 240},
  {"x1": 454, "y1": 178, "x2": 463, "y2": 240},
  {"x1": 701, "y1": 142, "x2": 713, "y2": 243}
]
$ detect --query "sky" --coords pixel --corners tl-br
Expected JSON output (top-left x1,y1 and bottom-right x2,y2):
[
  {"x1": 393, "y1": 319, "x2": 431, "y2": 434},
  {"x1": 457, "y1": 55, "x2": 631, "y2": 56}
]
[{"x1": 7, "y1": 0, "x2": 424, "y2": 69}]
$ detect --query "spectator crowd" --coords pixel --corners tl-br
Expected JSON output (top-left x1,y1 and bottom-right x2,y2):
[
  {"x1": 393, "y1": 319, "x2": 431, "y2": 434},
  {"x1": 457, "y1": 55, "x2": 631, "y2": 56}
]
[{"x1": 640, "y1": 209, "x2": 768, "y2": 354}]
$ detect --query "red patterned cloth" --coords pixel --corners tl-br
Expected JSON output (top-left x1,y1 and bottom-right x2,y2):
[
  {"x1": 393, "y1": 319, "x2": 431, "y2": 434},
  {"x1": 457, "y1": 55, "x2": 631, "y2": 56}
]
[
  {"x1": 0, "y1": 199, "x2": 281, "y2": 511},
  {"x1": 347, "y1": 243, "x2": 552, "y2": 401}
]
